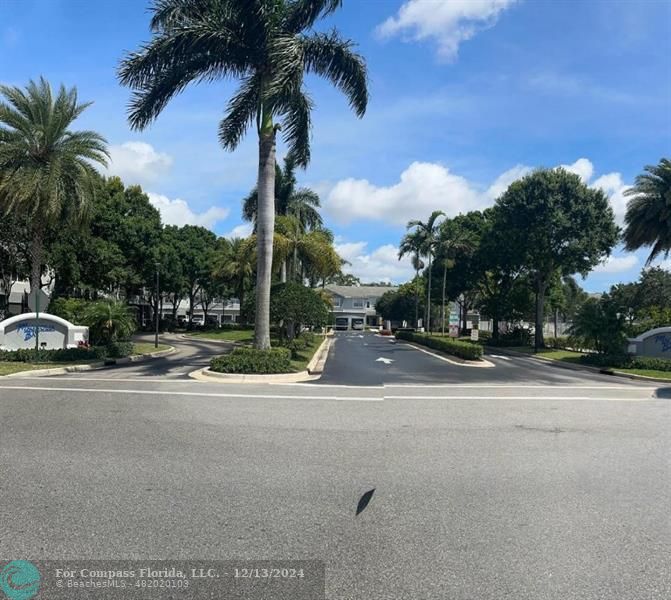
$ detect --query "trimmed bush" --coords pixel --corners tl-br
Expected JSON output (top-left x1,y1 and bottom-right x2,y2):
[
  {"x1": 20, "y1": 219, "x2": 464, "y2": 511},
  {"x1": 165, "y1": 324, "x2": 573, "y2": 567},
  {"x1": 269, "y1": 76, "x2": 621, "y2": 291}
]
[
  {"x1": 395, "y1": 331, "x2": 483, "y2": 360},
  {"x1": 210, "y1": 347, "x2": 293, "y2": 374},
  {"x1": 106, "y1": 341, "x2": 134, "y2": 358},
  {"x1": 581, "y1": 353, "x2": 671, "y2": 372},
  {"x1": 0, "y1": 347, "x2": 107, "y2": 364}
]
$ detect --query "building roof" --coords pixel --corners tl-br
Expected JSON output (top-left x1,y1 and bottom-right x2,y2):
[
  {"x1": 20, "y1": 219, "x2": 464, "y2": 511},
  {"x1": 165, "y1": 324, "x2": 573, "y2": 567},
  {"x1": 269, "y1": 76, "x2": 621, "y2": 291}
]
[{"x1": 325, "y1": 284, "x2": 398, "y2": 298}]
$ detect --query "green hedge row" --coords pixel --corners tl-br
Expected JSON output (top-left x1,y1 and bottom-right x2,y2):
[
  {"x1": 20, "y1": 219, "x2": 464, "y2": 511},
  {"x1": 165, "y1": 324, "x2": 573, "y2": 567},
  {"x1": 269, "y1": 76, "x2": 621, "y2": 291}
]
[
  {"x1": 282, "y1": 332, "x2": 319, "y2": 358},
  {"x1": 395, "y1": 331, "x2": 483, "y2": 360},
  {"x1": 581, "y1": 353, "x2": 671, "y2": 372},
  {"x1": 210, "y1": 347, "x2": 293, "y2": 374},
  {"x1": 0, "y1": 342, "x2": 134, "y2": 364}
]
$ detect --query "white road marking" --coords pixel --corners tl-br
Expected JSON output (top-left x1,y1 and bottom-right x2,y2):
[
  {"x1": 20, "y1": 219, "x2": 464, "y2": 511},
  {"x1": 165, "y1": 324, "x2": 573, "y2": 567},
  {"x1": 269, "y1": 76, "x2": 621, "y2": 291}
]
[
  {"x1": 376, "y1": 357, "x2": 394, "y2": 364},
  {"x1": 0, "y1": 385, "x2": 383, "y2": 401},
  {"x1": 384, "y1": 395, "x2": 652, "y2": 402},
  {"x1": 490, "y1": 354, "x2": 511, "y2": 360}
]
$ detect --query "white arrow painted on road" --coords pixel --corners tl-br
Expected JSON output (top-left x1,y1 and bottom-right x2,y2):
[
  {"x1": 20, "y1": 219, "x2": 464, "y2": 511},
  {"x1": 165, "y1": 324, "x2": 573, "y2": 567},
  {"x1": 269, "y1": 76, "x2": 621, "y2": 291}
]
[
  {"x1": 376, "y1": 357, "x2": 394, "y2": 364},
  {"x1": 490, "y1": 354, "x2": 511, "y2": 361}
]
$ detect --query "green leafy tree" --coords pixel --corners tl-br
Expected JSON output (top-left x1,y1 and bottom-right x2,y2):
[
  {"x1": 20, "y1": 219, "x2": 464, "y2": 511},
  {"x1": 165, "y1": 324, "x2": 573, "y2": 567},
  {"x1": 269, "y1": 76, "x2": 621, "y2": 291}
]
[
  {"x1": 406, "y1": 210, "x2": 444, "y2": 332},
  {"x1": 177, "y1": 225, "x2": 218, "y2": 328},
  {"x1": 494, "y1": 168, "x2": 618, "y2": 349},
  {"x1": 0, "y1": 78, "x2": 108, "y2": 311},
  {"x1": 623, "y1": 158, "x2": 671, "y2": 263},
  {"x1": 376, "y1": 281, "x2": 425, "y2": 325},
  {"x1": 269, "y1": 282, "x2": 330, "y2": 339},
  {"x1": 569, "y1": 296, "x2": 626, "y2": 355},
  {"x1": 118, "y1": 0, "x2": 368, "y2": 349},
  {"x1": 0, "y1": 211, "x2": 30, "y2": 315},
  {"x1": 159, "y1": 225, "x2": 188, "y2": 322}
]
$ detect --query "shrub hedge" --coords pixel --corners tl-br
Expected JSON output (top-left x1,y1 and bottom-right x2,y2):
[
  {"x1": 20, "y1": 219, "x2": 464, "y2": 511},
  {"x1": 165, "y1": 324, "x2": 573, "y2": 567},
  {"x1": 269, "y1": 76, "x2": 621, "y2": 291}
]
[
  {"x1": 581, "y1": 353, "x2": 671, "y2": 372},
  {"x1": 210, "y1": 347, "x2": 293, "y2": 374},
  {"x1": 0, "y1": 342, "x2": 134, "y2": 364},
  {"x1": 395, "y1": 331, "x2": 483, "y2": 360}
]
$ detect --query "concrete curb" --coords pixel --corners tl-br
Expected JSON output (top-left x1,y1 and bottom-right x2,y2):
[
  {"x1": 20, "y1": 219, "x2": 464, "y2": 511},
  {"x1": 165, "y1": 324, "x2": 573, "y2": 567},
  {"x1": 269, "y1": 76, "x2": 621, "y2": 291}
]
[
  {"x1": 486, "y1": 346, "x2": 671, "y2": 384},
  {"x1": 188, "y1": 335, "x2": 331, "y2": 384},
  {"x1": 3, "y1": 346, "x2": 176, "y2": 378},
  {"x1": 398, "y1": 340, "x2": 495, "y2": 368},
  {"x1": 189, "y1": 367, "x2": 319, "y2": 383},
  {"x1": 307, "y1": 335, "x2": 332, "y2": 375}
]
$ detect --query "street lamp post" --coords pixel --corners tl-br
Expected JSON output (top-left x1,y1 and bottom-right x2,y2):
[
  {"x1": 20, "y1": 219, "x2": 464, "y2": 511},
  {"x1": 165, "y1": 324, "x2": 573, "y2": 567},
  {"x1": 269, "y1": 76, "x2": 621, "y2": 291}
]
[{"x1": 155, "y1": 263, "x2": 161, "y2": 349}]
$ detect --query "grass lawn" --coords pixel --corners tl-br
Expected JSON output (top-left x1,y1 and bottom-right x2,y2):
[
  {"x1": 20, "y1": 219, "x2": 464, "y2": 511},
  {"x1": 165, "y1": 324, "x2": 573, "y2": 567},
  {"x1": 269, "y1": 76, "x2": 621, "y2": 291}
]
[
  {"x1": 288, "y1": 335, "x2": 325, "y2": 372},
  {"x1": 609, "y1": 368, "x2": 671, "y2": 380},
  {"x1": 0, "y1": 343, "x2": 173, "y2": 377},
  {"x1": 0, "y1": 363, "x2": 48, "y2": 376},
  {"x1": 132, "y1": 343, "x2": 172, "y2": 355},
  {"x1": 187, "y1": 329, "x2": 254, "y2": 343}
]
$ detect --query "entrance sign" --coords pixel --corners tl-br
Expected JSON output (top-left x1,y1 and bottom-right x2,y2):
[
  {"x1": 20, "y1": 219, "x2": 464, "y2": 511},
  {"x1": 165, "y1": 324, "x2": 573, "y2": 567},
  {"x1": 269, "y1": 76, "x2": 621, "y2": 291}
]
[
  {"x1": 470, "y1": 329, "x2": 479, "y2": 341},
  {"x1": 448, "y1": 324, "x2": 459, "y2": 338},
  {"x1": 627, "y1": 327, "x2": 671, "y2": 359},
  {"x1": 0, "y1": 313, "x2": 88, "y2": 350}
]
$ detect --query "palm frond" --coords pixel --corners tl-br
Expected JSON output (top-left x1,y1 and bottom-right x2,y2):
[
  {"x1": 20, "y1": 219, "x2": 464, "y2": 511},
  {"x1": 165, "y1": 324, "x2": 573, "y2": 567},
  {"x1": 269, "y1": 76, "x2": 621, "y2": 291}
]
[{"x1": 302, "y1": 30, "x2": 368, "y2": 117}]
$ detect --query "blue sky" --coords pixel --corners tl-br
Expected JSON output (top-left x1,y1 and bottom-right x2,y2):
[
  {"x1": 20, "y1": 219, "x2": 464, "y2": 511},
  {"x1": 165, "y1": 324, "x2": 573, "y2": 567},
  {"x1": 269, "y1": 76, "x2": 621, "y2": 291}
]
[{"x1": 1, "y1": 0, "x2": 670, "y2": 290}]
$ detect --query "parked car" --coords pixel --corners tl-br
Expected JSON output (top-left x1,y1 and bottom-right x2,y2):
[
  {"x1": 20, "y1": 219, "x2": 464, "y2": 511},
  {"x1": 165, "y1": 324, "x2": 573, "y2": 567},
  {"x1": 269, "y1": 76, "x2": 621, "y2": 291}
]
[
  {"x1": 335, "y1": 317, "x2": 349, "y2": 331},
  {"x1": 351, "y1": 318, "x2": 365, "y2": 330},
  {"x1": 191, "y1": 315, "x2": 205, "y2": 327}
]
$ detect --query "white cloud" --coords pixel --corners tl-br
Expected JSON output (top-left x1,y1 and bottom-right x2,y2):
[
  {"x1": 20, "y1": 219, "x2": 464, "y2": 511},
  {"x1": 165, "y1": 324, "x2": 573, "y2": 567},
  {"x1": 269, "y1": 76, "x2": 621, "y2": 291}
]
[
  {"x1": 560, "y1": 158, "x2": 594, "y2": 183},
  {"x1": 105, "y1": 142, "x2": 173, "y2": 186},
  {"x1": 336, "y1": 241, "x2": 415, "y2": 284},
  {"x1": 147, "y1": 192, "x2": 229, "y2": 230},
  {"x1": 326, "y1": 157, "x2": 633, "y2": 227},
  {"x1": 326, "y1": 161, "x2": 483, "y2": 225},
  {"x1": 485, "y1": 164, "x2": 532, "y2": 199},
  {"x1": 224, "y1": 223, "x2": 253, "y2": 239},
  {"x1": 592, "y1": 172, "x2": 631, "y2": 225},
  {"x1": 592, "y1": 254, "x2": 638, "y2": 274},
  {"x1": 376, "y1": 0, "x2": 518, "y2": 61}
]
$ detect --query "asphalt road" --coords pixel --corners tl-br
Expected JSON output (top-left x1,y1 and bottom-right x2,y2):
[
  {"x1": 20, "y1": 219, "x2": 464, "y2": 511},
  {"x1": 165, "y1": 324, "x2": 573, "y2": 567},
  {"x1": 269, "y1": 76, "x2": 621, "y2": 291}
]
[
  {"x1": 0, "y1": 333, "x2": 669, "y2": 599},
  {"x1": 317, "y1": 331, "x2": 642, "y2": 387}
]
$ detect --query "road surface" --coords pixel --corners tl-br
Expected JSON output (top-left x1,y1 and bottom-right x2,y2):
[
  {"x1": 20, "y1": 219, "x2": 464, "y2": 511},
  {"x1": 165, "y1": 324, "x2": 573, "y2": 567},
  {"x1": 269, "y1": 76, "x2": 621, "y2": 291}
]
[{"x1": 0, "y1": 332, "x2": 668, "y2": 599}]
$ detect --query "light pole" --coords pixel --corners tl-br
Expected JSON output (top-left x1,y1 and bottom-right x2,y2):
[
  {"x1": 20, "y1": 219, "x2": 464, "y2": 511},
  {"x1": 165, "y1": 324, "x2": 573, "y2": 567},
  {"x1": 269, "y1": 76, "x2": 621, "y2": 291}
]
[{"x1": 155, "y1": 262, "x2": 161, "y2": 349}]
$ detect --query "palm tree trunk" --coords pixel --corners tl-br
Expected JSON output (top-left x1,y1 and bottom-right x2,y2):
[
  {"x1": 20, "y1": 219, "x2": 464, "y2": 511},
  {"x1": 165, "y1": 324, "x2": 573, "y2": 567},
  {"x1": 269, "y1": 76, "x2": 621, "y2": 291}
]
[
  {"x1": 293, "y1": 245, "x2": 299, "y2": 282},
  {"x1": 281, "y1": 260, "x2": 287, "y2": 283},
  {"x1": 414, "y1": 266, "x2": 419, "y2": 329},
  {"x1": 426, "y1": 252, "x2": 432, "y2": 333},
  {"x1": 254, "y1": 120, "x2": 276, "y2": 350},
  {"x1": 29, "y1": 222, "x2": 45, "y2": 351},
  {"x1": 441, "y1": 262, "x2": 447, "y2": 336}
]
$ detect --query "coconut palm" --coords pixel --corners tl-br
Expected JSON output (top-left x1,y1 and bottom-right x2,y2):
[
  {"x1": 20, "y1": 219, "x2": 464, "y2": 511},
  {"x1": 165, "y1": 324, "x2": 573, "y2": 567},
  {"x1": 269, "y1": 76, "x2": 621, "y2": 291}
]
[
  {"x1": 0, "y1": 78, "x2": 108, "y2": 310},
  {"x1": 213, "y1": 237, "x2": 255, "y2": 323},
  {"x1": 406, "y1": 210, "x2": 445, "y2": 332},
  {"x1": 623, "y1": 158, "x2": 671, "y2": 264},
  {"x1": 242, "y1": 154, "x2": 322, "y2": 231},
  {"x1": 118, "y1": 0, "x2": 368, "y2": 349},
  {"x1": 398, "y1": 230, "x2": 424, "y2": 328}
]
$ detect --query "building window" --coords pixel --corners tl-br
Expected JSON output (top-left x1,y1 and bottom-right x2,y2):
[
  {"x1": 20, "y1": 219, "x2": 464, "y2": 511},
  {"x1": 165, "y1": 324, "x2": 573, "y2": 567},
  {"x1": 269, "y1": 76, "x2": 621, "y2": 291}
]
[
  {"x1": 366, "y1": 301, "x2": 371, "y2": 308},
  {"x1": 352, "y1": 299, "x2": 364, "y2": 308},
  {"x1": 333, "y1": 297, "x2": 342, "y2": 308}
]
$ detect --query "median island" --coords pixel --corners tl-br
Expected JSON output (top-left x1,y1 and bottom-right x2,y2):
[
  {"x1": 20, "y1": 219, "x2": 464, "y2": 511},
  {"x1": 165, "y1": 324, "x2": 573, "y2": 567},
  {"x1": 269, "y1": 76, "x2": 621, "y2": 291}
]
[{"x1": 394, "y1": 330, "x2": 484, "y2": 361}]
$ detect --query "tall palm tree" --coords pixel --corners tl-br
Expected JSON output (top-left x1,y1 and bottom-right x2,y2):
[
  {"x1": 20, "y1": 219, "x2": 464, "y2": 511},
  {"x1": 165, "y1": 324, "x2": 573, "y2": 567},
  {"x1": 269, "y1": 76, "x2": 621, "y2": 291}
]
[
  {"x1": 213, "y1": 237, "x2": 255, "y2": 323},
  {"x1": 623, "y1": 158, "x2": 671, "y2": 264},
  {"x1": 0, "y1": 78, "x2": 108, "y2": 347},
  {"x1": 118, "y1": 0, "x2": 368, "y2": 349},
  {"x1": 274, "y1": 215, "x2": 339, "y2": 283},
  {"x1": 406, "y1": 210, "x2": 445, "y2": 332},
  {"x1": 398, "y1": 230, "x2": 424, "y2": 328},
  {"x1": 243, "y1": 154, "x2": 323, "y2": 231}
]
